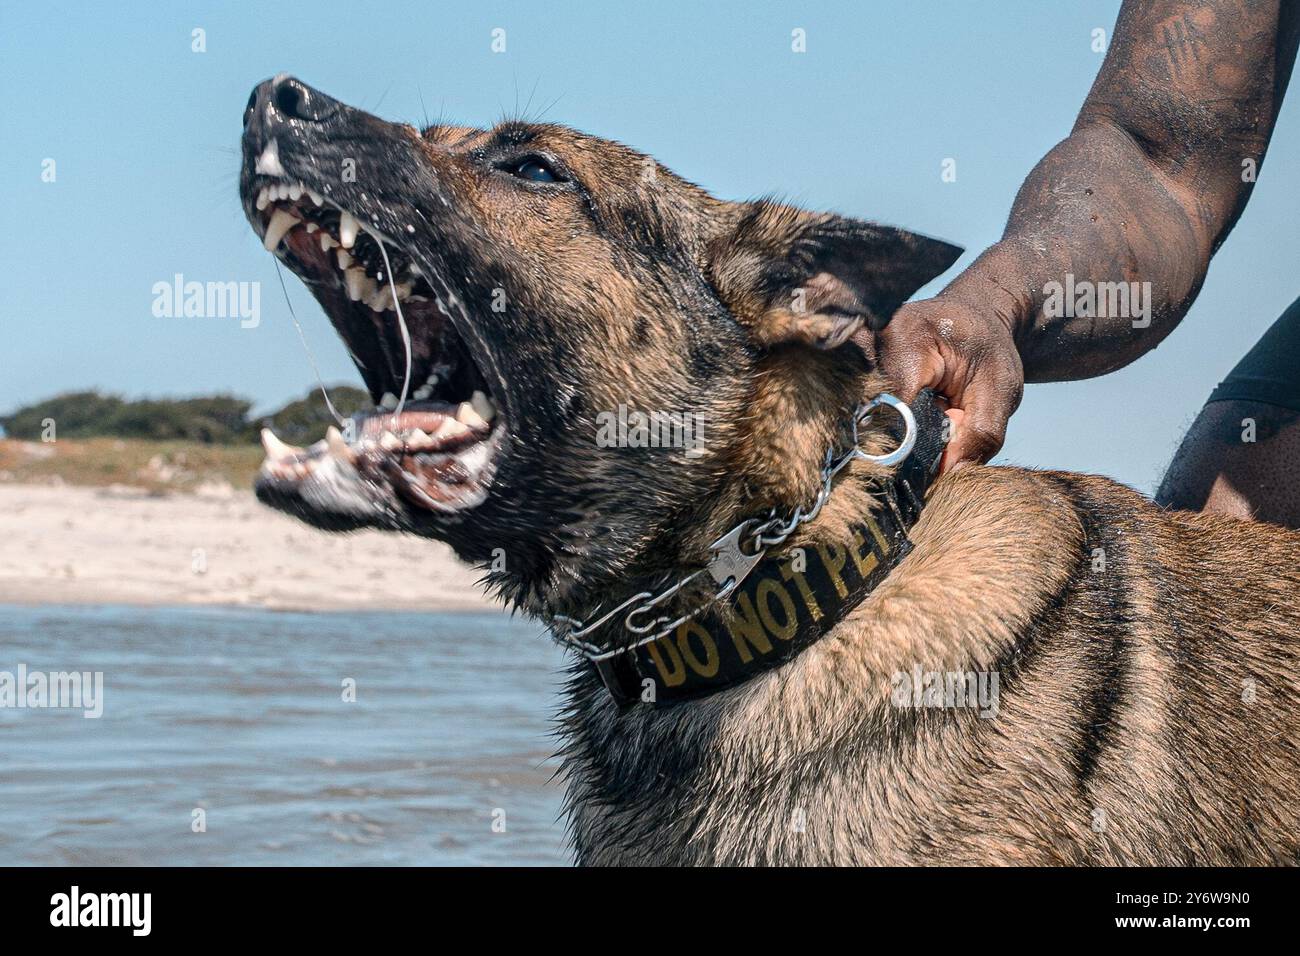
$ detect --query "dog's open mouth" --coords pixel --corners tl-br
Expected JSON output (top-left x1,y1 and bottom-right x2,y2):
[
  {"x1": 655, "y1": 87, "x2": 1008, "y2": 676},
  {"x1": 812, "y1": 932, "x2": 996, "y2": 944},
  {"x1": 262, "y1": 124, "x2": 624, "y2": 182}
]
[{"x1": 249, "y1": 172, "x2": 505, "y2": 519}]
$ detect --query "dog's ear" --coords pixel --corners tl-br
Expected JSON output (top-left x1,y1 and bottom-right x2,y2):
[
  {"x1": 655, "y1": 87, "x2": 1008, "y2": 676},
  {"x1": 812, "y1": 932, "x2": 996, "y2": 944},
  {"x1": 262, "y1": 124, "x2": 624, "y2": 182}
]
[{"x1": 706, "y1": 200, "x2": 962, "y2": 349}]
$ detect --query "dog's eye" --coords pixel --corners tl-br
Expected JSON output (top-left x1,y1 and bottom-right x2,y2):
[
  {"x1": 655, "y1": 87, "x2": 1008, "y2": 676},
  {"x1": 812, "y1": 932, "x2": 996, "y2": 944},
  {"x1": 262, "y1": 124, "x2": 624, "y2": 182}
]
[{"x1": 506, "y1": 157, "x2": 562, "y2": 184}]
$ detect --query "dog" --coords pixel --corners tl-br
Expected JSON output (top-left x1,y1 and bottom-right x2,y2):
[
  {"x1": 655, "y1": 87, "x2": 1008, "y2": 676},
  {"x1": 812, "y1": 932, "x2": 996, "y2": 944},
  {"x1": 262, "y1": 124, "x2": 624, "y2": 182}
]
[{"x1": 240, "y1": 76, "x2": 1300, "y2": 865}]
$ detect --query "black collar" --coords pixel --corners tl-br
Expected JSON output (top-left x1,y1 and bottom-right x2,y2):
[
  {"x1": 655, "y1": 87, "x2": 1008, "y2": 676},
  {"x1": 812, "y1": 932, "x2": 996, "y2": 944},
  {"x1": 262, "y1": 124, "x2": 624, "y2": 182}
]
[{"x1": 576, "y1": 390, "x2": 949, "y2": 708}]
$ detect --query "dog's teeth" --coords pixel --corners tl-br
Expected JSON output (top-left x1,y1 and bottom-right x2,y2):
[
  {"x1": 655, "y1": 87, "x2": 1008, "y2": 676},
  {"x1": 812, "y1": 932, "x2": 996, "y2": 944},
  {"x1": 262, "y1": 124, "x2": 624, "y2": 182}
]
[
  {"x1": 262, "y1": 208, "x2": 299, "y2": 251},
  {"x1": 456, "y1": 401, "x2": 488, "y2": 429},
  {"x1": 379, "y1": 430, "x2": 402, "y2": 451},
  {"x1": 305, "y1": 221, "x2": 318, "y2": 233},
  {"x1": 412, "y1": 385, "x2": 432, "y2": 401},
  {"x1": 380, "y1": 392, "x2": 399, "y2": 411},
  {"x1": 335, "y1": 248, "x2": 351, "y2": 268},
  {"x1": 344, "y1": 267, "x2": 368, "y2": 301},
  {"x1": 255, "y1": 187, "x2": 271, "y2": 211},
  {"x1": 339, "y1": 210, "x2": 358, "y2": 248},
  {"x1": 307, "y1": 188, "x2": 324, "y2": 206},
  {"x1": 288, "y1": 183, "x2": 303, "y2": 201},
  {"x1": 432, "y1": 417, "x2": 470, "y2": 439},
  {"x1": 325, "y1": 425, "x2": 356, "y2": 463},
  {"x1": 393, "y1": 281, "x2": 413, "y2": 302},
  {"x1": 254, "y1": 139, "x2": 285, "y2": 177},
  {"x1": 319, "y1": 232, "x2": 338, "y2": 252},
  {"x1": 408, "y1": 428, "x2": 432, "y2": 447},
  {"x1": 367, "y1": 287, "x2": 394, "y2": 312},
  {"x1": 470, "y1": 390, "x2": 496, "y2": 423},
  {"x1": 260, "y1": 427, "x2": 301, "y2": 460}
]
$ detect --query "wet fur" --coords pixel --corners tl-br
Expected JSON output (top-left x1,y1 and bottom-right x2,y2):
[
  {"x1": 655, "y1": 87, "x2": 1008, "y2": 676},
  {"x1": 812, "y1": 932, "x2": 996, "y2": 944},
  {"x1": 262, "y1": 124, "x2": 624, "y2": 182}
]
[
  {"x1": 562, "y1": 463, "x2": 1300, "y2": 864},
  {"x1": 243, "y1": 82, "x2": 1300, "y2": 866}
]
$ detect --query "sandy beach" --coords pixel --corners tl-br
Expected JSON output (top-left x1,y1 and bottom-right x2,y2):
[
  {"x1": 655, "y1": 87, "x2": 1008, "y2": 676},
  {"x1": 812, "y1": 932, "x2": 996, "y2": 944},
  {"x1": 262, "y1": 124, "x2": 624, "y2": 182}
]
[{"x1": 0, "y1": 481, "x2": 496, "y2": 613}]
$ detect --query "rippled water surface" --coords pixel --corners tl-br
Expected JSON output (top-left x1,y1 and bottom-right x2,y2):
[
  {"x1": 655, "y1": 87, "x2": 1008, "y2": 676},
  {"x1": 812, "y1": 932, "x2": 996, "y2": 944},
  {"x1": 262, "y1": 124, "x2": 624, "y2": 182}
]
[{"x1": 0, "y1": 604, "x2": 571, "y2": 865}]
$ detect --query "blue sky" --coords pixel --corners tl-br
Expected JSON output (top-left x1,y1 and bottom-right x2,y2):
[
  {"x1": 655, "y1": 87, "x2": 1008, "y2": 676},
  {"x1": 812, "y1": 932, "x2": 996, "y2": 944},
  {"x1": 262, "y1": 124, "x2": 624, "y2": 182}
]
[{"x1": 3, "y1": 0, "x2": 1297, "y2": 493}]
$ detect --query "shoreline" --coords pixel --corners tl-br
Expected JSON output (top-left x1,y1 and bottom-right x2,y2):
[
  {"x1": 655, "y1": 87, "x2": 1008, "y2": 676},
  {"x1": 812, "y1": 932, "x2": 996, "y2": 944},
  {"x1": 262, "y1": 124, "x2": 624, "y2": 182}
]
[{"x1": 0, "y1": 482, "x2": 499, "y2": 615}]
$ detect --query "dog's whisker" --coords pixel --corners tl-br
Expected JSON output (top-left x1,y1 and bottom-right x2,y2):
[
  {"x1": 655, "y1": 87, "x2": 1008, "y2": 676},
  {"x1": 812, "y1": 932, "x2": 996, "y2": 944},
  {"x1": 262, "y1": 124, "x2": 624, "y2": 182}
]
[
  {"x1": 374, "y1": 237, "x2": 413, "y2": 421},
  {"x1": 273, "y1": 259, "x2": 348, "y2": 428}
]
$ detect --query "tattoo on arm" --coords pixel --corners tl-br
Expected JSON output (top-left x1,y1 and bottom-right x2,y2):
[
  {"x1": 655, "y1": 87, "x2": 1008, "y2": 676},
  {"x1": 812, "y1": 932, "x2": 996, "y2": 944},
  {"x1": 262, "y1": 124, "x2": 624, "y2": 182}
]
[{"x1": 941, "y1": 0, "x2": 1300, "y2": 381}]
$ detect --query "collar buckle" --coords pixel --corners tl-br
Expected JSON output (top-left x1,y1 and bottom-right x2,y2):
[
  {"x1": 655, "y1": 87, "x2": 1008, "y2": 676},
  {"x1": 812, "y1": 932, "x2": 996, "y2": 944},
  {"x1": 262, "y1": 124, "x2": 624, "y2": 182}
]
[{"x1": 706, "y1": 520, "x2": 768, "y2": 599}]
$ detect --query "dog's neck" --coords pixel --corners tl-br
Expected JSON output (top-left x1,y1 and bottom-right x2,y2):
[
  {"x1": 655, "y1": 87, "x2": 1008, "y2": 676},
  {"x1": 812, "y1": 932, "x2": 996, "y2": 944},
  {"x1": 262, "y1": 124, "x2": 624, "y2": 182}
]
[
  {"x1": 544, "y1": 376, "x2": 947, "y2": 707},
  {"x1": 535, "y1": 356, "x2": 892, "y2": 627}
]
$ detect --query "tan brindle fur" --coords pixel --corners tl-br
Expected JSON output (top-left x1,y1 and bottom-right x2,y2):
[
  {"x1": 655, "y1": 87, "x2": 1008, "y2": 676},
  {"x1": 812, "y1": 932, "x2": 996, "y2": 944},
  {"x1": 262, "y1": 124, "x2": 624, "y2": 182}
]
[
  {"x1": 560, "y1": 358, "x2": 1300, "y2": 864},
  {"x1": 242, "y1": 84, "x2": 1300, "y2": 865}
]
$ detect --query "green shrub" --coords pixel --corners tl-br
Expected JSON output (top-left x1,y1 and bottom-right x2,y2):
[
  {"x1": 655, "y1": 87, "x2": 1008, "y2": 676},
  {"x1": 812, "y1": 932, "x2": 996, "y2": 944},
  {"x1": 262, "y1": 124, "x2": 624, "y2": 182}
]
[{"x1": 0, "y1": 386, "x2": 371, "y2": 445}]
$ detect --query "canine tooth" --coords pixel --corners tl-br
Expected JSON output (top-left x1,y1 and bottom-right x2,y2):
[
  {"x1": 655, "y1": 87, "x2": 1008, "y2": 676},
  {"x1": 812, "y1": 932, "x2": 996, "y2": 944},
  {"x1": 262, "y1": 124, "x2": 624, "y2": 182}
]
[
  {"x1": 254, "y1": 138, "x2": 285, "y2": 177},
  {"x1": 320, "y1": 232, "x2": 338, "y2": 252},
  {"x1": 470, "y1": 390, "x2": 496, "y2": 422},
  {"x1": 307, "y1": 188, "x2": 324, "y2": 206},
  {"x1": 260, "y1": 427, "x2": 302, "y2": 460},
  {"x1": 289, "y1": 183, "x2": 303, "y2": 201},
  {"x1": 255, "y1": 187, "x2": 271, "y2": 211},
  {"x1": 456, "y1": 402, "x2": 488, "y2": 429},
  {"x1": 344, "y1": 267, "x2": 367, "y2": 301},
  {"x1": 335, "y1": 248, "x2": 351, "y2": 268},
  {"x1": 262, "y1": 208, "x2": 299, "y2": 251},
  {"x1": 433, "y1": 418, "x2": 470, "y2": 439},
  {"x1": 339, "y1": 210, "x2": 358, "y2": 248},
  {"x1": 325, "y1": 425, "x2": 355, "y2": 462}
]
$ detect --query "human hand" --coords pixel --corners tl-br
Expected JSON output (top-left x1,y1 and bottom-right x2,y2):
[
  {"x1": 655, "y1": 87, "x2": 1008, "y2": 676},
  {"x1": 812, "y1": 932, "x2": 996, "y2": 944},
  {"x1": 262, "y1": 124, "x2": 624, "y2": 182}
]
[{"x1": 875, "y1": 298, "x2": 1025, "y2": 472}]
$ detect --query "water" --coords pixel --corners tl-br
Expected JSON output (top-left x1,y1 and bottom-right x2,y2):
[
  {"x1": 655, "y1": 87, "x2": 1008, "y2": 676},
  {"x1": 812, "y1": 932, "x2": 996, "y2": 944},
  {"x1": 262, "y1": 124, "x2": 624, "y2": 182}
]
[{"x1": 0, "y1": 604, "x2": 572, "y2": 865}]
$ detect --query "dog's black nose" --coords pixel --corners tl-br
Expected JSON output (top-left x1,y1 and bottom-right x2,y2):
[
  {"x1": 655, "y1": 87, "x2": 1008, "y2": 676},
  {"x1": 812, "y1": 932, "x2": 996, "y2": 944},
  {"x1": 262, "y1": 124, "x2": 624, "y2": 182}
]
[
  {"x1": 244, "y1": 75, "x2": 340, "y2": 129},
  {"x1": 272, "y1": 76, "x2": 333, "y2": 121}
]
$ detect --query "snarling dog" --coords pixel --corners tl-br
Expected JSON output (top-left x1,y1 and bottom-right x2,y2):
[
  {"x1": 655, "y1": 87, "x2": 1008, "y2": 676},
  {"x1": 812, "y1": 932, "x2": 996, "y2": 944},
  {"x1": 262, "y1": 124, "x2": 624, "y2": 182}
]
[{"x1": 240, "y1": 76, "x2": 1300, "y2": 865}]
